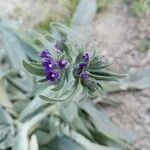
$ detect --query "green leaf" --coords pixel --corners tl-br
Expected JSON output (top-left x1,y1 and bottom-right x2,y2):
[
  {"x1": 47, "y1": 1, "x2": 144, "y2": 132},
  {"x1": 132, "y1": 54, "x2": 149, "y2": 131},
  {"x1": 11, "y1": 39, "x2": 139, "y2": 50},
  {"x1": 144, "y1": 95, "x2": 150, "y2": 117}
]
[
  {"x1": 77, "y1": 90, "x2": 88, "y2": 104},
  {"x1": 6, "y1": 76, "x2": 33, "y2": 93},
  {"x1": 75, "y1": 52, "x2": 82, "y2": 65},
  {"x1": 81, "y1": 100, "x2": 138, "y2": 145},
  {"x1": 15, "y1": 32, "x2": 40, "y2": 62},
  {"x1": 88, "y1": 57, "x2": 112, "y2": 70},
  {"x1": 19, "y1": 88, "x2": 51, "y2": 121},
  {"x1": 97, "y1": 82, "x2": 104, "y2": 91},
  {"x1": 90, "y1": 130, "x2": 123, "y2": 148},
  {"x1": 30, "y1": 62, "x2": 43, "y2": 68},
  {"x1": 40, "y1": 86, "x2": 78, "y2": 103},
  {"x1": 0, "y1": 70, "x2": 18, "y2": 79},
  {"x1": 0, "y1": 24, "x2": 27, "y2": 70},
  {"x1": 0, "y1": 107, "x2": 15, "y2": 149},
  {"x1": 60, "y1": 43, "x2": 71, "y2": 57},
  {"x1": 66, "y1": 131, "x2": 118, "y2": 150},
  {"x1": 28, "y1": 30, "x2": 57, "y2": 57},
  {"x1": 40, "y1": 79, "x2": 79, "y2": 103},
  {"x1": 0, "y1": 80, "x2": 14, "y2": 114},
  {"x1": 89, "y1": 61, "x2": 112, "y2": 70},
  {"x1": 38, "y1": 78, "x2": 47, "y2": 83},
  {"x1": 81, "y1": 79, "x2": 98, "y2": 94},
  {"x1": 50, "y1": 23, "x2": 83, "y2": 52},
  {"x1": 42, "y1": 136, "x2": 85, "y2": 150},
  {"x1": 39, "y1": 95, "x2": 67, "y2": 103},
  {"x1": 89, "y1": 56, "x2": 100, "y2": 66},
  {"x1": 59, "y1": 96, "x2": 93, "y2": 140},
  {"x1": 22, "y1": 60, "x2": 44, "y2": 76},
  {"x1": 88, "y1": 70, "x2": 127, "y2": 79},
  {"x1": 93, "y1": 95, "x2": 122, "y2": 107},
  {"x1": 52, "y1": 74, "x2": 65, "y2": 91},
  {"x1": 102, "y1": 67, "x2": 150, "y2": 92},
  {"x1": 89, "y1": 73, "x2": 119, "y2": 82}
]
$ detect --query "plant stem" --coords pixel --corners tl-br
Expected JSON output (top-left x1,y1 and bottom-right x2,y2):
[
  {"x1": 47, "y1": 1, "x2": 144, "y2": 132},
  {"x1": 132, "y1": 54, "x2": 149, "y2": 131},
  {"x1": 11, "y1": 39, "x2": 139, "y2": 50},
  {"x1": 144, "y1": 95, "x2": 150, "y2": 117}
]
[
  {"x1": 13, "y1": 105, "x2": 56, "y2": 150},
  {"x1": 19, "y1": 87, "x2": 51, "y2": 121}
]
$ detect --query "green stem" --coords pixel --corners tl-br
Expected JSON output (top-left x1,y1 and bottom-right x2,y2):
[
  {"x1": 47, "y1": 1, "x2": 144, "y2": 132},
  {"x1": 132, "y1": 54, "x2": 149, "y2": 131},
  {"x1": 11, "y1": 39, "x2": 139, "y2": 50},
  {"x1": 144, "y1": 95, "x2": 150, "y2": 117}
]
[
  {"x1": 13, "y1": 105, "x2": 56, "y2": 150},
  {"x1": 19, "y1": 87, "x2": 51, "y2": 121}
]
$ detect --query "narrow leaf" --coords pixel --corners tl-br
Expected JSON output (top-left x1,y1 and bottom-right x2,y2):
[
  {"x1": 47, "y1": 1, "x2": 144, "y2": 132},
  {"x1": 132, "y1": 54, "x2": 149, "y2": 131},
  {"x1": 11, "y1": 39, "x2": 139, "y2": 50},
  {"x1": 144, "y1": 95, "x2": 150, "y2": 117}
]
[
  {"x1": 22, "y1": 60, "x2": 44, "y2": 76},
  {"x1": 89, "y1": 74, "x2": 119, "y2": 82},
  {"x1": 88, "y1": 70, "x2": 127, "y2": 79}
]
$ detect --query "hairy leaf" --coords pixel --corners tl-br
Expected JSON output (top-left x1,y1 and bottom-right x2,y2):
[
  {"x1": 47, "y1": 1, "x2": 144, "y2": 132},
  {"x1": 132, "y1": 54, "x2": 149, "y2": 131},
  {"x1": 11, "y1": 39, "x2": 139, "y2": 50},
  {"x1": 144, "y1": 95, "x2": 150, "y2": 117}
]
[
  {"x1": 81, "y1": 100, "x2": 138, "y2": 145},
  {"x1": 23, "y1": 60, "x2": 44, "y2": 76},
  {"x1": 89, "y1": 73, "x2": 119, "y2": 82}
]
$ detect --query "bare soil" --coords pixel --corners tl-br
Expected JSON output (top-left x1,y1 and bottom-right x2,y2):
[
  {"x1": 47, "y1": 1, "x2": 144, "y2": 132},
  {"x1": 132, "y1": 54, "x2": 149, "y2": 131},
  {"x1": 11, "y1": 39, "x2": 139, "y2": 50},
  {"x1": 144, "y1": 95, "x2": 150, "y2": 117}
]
[{"x1": 91, "y1": 0, "x2": 150, "y2": 149}]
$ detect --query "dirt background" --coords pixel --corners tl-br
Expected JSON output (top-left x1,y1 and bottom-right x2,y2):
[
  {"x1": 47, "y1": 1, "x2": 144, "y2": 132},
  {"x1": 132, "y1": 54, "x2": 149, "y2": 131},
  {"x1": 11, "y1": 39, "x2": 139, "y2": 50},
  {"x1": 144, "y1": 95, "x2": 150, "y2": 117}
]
[
  {"x1": 91, "y1": 1, "x2": 150, "y2": 149},
  {"x1": 0, "y1": 0, "x2": 150, "y2": 149}
]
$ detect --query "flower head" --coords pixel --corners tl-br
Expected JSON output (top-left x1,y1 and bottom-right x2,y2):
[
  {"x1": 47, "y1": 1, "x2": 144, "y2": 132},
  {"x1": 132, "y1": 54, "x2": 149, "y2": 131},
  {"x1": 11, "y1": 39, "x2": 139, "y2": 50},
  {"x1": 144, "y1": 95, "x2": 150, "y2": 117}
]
[
  {"x1": 42, "y1": 59, "x2": 56, "y2": 73},
  {"x1": 74, "y1": 53, "x2": 90, "y2": 80},
  {"x1": 57, "y1": 59, "x2": 68, "y2": 69},
  {"x1": 81, "y1": 72, "x2": 89, "y2": 80},
  {"x1": 75, "y1": 63, "x2": 87, "y2": 76},
  {"x1": 39, "y1": 49, "x2": 68, "y2": 83},
  {"x1": 79, "y1": 63, "x2": 87, "y2": 70},
  {"x1": 75, "y1": 68, "x2": 82, "y2": 76},
  {"x1": 39, "y1": 49, "x2": 50, "y2": 58},
  {"x1": 82, "y1": 53, "x2": 89, "y2": 62},
  {"x1": 46, "y1": 71, "x2": 59, "y2": 81}
]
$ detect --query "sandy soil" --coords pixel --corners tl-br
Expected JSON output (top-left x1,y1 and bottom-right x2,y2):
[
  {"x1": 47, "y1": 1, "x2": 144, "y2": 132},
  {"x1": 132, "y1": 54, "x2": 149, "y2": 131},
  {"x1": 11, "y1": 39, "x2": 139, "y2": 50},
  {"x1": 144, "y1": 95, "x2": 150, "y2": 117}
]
[{"x1": 91, "y1": 0, "x2": 150, "y2": 149}]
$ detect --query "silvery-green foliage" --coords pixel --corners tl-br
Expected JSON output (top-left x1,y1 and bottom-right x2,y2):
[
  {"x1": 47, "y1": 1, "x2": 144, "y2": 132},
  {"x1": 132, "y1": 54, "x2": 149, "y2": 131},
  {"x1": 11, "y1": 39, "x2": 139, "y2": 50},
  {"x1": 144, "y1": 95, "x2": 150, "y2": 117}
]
[
  {"x1": 0, "y1": 19, "x2": 138, "y2": 150},
  {"x1": 19, "y1": 23, "x2": 138, "y2": 150},
  {"x1": 0, "y1": 107, "x2": 15, "y2": 149},
  {"x1": 23, "y1": 22, "x2": 126, "y2": 105}
]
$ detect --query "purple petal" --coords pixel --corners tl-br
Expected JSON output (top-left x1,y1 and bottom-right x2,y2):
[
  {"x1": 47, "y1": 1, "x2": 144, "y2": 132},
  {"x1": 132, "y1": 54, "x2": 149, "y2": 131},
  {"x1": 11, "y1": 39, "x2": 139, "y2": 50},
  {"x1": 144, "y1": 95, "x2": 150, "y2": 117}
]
[
  {"x1": 79, "y1": 63, "x2": 87, "y2": 69},
  {"x1": 39, "y1": 49, "x2": 50, "y2": 58},
  {"x1": 75, "y1": 68, "x2": 83, "y2": 75},
  {"x1": 75, "y1": 63, "x2": 87, "y2": 76},
  {"x1": 82, "y1": 53, "x2": 89, "y2": 62},
  {"x1": 46, "y1": 71, "x2": 59, "y2": 81},
  {"x1": 42, "y1": 59, "x2": 55, "y2": 73},
  {"x1": 80, "y1": 72, "x2": 89, "y2": 80},
  {"x1": 57, "y1": 59, "x2": 67, "y2": 69}
]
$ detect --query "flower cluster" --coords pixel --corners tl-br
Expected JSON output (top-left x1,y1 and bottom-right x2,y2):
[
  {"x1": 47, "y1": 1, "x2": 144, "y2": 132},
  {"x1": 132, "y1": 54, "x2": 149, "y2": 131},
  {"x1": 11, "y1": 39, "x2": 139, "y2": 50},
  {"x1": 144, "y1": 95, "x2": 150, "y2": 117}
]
[
  {"x1": 75, "y1": 53, "x2": 90, "y2": 80},
  {"x1": 39, "y1": 49, "x2": 67, "y2": 82}
]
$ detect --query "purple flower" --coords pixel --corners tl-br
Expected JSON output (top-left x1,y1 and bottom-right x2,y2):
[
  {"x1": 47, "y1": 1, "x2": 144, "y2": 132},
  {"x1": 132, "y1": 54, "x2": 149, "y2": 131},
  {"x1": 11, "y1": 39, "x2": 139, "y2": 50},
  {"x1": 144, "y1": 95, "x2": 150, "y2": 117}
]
[
  {"x1": 79, "y1": 63, "x2": 87, "y2": 69},
  {"x1": 75, "y1": 68, "x2": 83, "y2": 75},
  {"x1": 39, "y1": 48, "x2": 69, "y2": 83},
  {"x1": 46, "y1": 71, "x2": 59, "y2": 81},
  {"x1": 39, "y1": 49, "x2": 50, "y2": 58},
  {"x1": 42, "y1": 59, "x2": 55, "y2": 73},
  {"x1": 81, "y1": 72, "x2": 89, "y2": 80},
  {"x1": 75, "y1": 63, "x2": 87, "y2": 76},
  {"x1": 57, "y1": 59, "x2": 67, "y2": 69},
  {"x1": 82, "y1": 53, "x2": 89, "y2": 62}
]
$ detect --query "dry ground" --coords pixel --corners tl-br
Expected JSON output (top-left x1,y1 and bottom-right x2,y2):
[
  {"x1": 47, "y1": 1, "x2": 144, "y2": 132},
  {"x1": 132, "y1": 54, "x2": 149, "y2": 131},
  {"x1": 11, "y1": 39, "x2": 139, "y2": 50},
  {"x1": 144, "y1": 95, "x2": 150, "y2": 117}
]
[{"x1": 91, "y1": 1, "x2": 150, "y2": 149}]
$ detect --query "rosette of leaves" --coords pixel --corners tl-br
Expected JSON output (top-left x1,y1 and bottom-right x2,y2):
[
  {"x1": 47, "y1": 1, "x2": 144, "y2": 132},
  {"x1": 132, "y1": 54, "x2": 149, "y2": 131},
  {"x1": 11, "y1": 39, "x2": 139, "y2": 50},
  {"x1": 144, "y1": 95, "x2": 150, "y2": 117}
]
[{"x1": 23, "y1": 23, "x2": 126, "y2": 105}]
